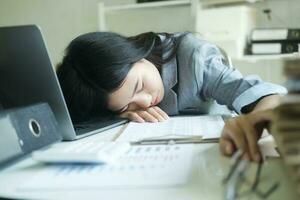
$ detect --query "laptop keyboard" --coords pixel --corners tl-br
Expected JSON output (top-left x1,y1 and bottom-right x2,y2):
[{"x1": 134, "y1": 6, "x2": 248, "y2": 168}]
[
  {"x1": 74, "y1": 118, "x2": 127, "y2": 136},
  {"x1": 74, "y1": 124, "x2": 90, "y2": 130}
]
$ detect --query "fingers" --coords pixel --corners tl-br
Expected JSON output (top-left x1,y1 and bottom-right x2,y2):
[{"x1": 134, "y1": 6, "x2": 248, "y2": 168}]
[
  {"x1": 149, "y1": 106, "x2": 169, "y2": 122},
  {"x1": 153, "y1": 106, "x2": 169, "y2": 120},
  {"x1": 219, "y1": 136, "x2": 235, "y2": 156},
  {"x1": 239, "y1": 116, "x2": 261, "y2": 162},
  {"x1": 223, "y1": 118, "x2": 248, "y2": 151},
  {"x1": 119, "y1": 112, "x2": 145, "y2": 123},
  {"x1": 219, "y1": 112, "x2": 268, "y2": 162},
  {"x1": 138, "y1": 110, "x2": 159, "y2": 122},
  {"x1": 139, "y1": 107, "x2": 169, "y2": 122},
  {"x1": 119, "y1": 107, "x2": 169, "y2": 123}
]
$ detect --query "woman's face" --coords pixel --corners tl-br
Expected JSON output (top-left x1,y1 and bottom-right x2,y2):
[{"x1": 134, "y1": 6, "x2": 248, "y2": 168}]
[{"x1": 107, "y1": 59, "x2": 164, "y2": 113}]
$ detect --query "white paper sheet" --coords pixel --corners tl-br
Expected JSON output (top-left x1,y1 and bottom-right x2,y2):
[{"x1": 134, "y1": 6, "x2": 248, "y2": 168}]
[
  {"x1": 18, "y1": 144, "x2": 194, "y2": 191},
  {"x1": 116, "y1": 115, "x2": 225, "y2": 142}
]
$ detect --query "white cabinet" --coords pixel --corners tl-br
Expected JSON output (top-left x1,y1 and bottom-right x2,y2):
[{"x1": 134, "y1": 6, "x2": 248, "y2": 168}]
[{"x1": 195, "y1": 5, "x2": 256, "y2": 59}]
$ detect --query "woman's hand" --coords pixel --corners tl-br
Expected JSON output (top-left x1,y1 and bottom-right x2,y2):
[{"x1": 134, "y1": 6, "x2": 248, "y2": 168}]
[
  {"x1": 219, "y1": 109, "x2": 274, "y2": 162},
  {"x1": 119, "y1": 106, "x2": 169, "y2": 123}
]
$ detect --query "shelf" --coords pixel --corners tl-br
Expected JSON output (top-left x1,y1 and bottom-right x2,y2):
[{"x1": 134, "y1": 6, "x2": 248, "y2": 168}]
[
  {"x1": 200, "y1": 0, "x2": 260, "y2": 5},
  {"x1": 103, "y1": 0, "x2": 284, "y2": 12},
  {"x1": 105, "y1": 0, "x2": 191, "y2": 12},
  {"x1": 237, "y1": 53, "x2": 300, "y2": 62}
]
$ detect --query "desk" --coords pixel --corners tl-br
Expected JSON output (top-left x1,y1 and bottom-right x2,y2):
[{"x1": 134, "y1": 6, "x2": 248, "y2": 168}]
[{"x1": 0, "y1": 125, "x2": 298, "y2": 200}]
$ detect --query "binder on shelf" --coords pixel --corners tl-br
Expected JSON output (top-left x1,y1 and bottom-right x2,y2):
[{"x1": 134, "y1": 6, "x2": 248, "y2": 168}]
[
  {"x1": 251, "y1": 28, "x2": 300, "y2": 42},
  {"x1": 250, "y1": 42, "x2": 300, "y2": 55}
]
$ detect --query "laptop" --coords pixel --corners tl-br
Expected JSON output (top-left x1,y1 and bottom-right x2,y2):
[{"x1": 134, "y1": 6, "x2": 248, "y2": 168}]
[{"x1": 0, "y1": 25, "x2": 127, "y2": 140}]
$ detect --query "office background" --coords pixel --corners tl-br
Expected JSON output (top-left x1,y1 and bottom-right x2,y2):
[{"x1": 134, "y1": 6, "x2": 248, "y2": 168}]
[{"x1": 0, "y1": 0, "x2": 298, "y2": 84}]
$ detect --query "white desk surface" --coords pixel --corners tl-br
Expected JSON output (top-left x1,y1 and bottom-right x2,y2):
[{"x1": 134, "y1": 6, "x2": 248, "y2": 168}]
[{"x1": 0, "y1": 125, "x2": 298, "y2": 200}]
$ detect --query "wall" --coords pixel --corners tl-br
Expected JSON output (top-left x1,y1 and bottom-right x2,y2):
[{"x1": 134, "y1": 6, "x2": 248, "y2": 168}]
[
  {"x1": 0, "y1": 0, "x2": 100, "y2": 66},
  {"x1": 255, "y1": 0, "x2": 299, "y2": 29}
]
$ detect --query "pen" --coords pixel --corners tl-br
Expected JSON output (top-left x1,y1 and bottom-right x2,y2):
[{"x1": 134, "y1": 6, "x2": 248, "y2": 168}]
[{"x1": 131, "y1": 137, "x2": 219, "y2": 145}]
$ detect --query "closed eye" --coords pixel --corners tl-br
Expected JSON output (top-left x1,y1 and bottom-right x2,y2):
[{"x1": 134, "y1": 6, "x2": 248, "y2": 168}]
[
  {"x1": 115, "y1": 105, "x2": 128, "y2": 113},
  {"x1": 116, "y1": 80, "x2": 143, "y2": 113}
]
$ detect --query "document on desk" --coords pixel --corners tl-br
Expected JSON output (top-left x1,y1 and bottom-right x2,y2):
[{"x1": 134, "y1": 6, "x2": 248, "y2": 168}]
[
  {"x1": 116, "y1": 115, "x2": 225, "y2": 143},
  {"x1": 18, "y1": 144, "x2": 194, "y2": 191}
]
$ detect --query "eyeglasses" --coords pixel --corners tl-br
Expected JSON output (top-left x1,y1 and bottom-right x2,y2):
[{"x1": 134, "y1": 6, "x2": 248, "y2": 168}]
[{"x1": 223, "y1": 150, "x2": 280, "y2": 200}]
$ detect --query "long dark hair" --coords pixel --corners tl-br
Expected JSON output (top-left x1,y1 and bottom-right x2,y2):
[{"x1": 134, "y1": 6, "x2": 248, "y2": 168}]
[{"x1": 56, "y1": 31, "x2": 186, "y2": 123}]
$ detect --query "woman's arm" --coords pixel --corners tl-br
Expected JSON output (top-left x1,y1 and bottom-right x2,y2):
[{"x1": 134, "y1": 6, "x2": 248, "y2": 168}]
[
  {"x1": 219, "y1": 94, "x2": 281, "y2": 162},
  {"x1": 251, "y1": 94, "x2": 281, "y2": 112}
]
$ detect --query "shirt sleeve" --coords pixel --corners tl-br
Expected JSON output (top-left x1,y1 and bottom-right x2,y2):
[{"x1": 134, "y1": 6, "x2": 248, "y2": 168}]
[{"x1": 192, "y1": 41, "x2": 287, "y2": 114}]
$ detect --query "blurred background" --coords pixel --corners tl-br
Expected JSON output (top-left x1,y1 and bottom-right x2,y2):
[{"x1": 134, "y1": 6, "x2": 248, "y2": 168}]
[{"x1": 0, "y1": 0, "x2": 299, "y2": 85}]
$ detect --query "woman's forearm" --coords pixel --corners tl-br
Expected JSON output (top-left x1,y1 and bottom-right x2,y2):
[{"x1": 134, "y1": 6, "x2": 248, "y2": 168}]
[{"x1": 252, "y1": 94, "x2": 282, "y2": 112}]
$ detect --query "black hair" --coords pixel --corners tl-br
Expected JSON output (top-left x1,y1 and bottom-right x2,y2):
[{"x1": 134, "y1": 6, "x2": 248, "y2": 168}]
[{"x1": 56, "y1": 31, "x2": 186, "y2": 123}]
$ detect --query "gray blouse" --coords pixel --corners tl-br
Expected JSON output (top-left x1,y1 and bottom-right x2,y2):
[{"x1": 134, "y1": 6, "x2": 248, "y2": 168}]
[{"x1": 157, "y1": 33, "x2": 287, "y2": 115}]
